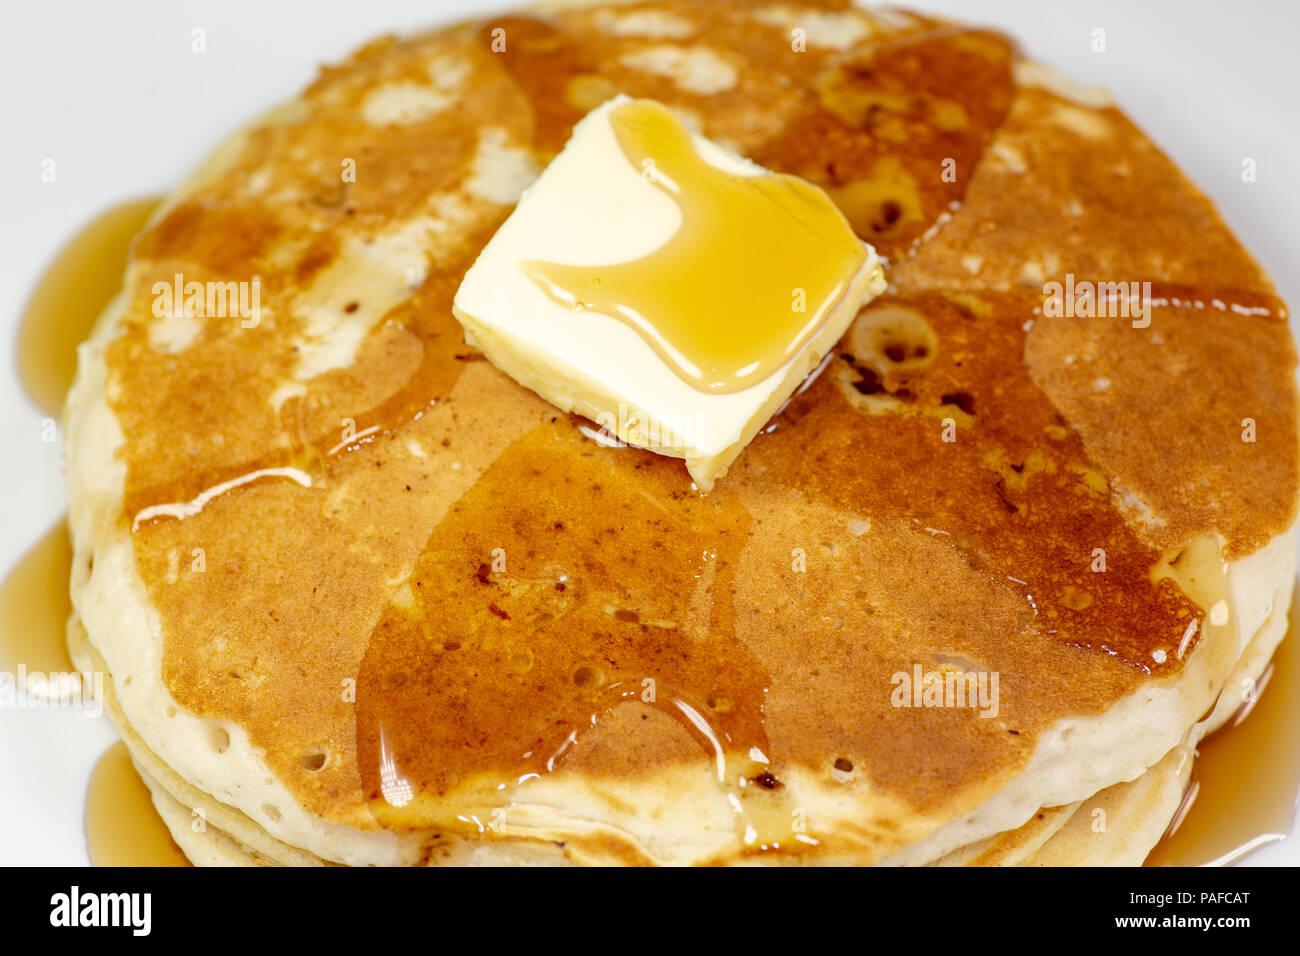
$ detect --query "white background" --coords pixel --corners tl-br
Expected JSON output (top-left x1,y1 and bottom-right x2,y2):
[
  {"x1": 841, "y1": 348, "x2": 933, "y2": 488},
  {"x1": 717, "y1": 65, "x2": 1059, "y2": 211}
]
[{"x1": 1, "y1": 0, "x2": 1297, "y2": 866}]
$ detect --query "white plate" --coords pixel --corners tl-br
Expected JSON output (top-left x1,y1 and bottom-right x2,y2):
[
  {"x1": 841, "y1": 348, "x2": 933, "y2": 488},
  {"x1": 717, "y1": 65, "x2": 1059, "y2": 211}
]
[{"x1": 1, "y1": 0, "x2": 1296, "y2": 866}]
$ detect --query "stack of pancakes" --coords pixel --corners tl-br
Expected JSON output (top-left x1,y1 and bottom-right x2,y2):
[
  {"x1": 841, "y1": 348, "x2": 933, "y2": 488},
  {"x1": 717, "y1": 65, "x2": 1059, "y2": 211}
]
[{"x1": 64, "y1": 0, "x2": 1299, "y2": 865}]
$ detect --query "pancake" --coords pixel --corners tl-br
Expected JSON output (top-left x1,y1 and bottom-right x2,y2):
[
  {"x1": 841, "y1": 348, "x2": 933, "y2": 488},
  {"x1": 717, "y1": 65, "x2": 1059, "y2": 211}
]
[
  {"x1": 63, "y1": 0, "x2": 1299, "y2": 866},
  {"x1": 79, "y1": 561, "x2": 1296, "y2": 868},
  {"x1": 935, "y1": 565, "x2": 1296, "y2": 867},
  {"x1": 74, "y1": 564, "x2": 1297, "y2": 868}
]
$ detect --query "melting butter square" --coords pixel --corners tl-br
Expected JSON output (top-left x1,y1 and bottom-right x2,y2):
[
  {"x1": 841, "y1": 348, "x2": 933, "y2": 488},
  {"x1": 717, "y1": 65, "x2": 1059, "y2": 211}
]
[{"x1": 453, "y1": 96, "x2": 885, "y2": 490}]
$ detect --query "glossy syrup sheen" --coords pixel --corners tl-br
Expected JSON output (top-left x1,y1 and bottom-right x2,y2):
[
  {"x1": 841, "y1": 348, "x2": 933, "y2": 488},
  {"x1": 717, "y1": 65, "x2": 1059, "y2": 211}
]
[{"x1": 522, "y1": 98, "x2": 868, "y2": 393}]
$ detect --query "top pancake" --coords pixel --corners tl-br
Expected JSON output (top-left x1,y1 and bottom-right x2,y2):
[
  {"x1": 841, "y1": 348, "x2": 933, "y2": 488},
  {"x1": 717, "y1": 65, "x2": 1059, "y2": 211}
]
[{"x1": 68, "y1": 0, "x2": 1299, "y2": 863}]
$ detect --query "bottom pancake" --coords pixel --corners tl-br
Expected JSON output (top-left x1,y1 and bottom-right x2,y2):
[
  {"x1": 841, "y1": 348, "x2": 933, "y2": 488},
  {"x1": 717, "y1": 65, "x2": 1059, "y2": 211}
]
[
  {"x1": 936, "y1": 571, "x2": 1295, "y2": 866},
  {"x1": 73, "y1": 567, "x2": 1296, "y2": 867}
]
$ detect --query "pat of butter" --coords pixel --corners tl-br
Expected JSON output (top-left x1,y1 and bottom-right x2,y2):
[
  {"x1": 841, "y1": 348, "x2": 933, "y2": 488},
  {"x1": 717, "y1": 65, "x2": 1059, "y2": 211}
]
[{"x1": 453, "y1": 95, "x2": 885, "y2": 490}]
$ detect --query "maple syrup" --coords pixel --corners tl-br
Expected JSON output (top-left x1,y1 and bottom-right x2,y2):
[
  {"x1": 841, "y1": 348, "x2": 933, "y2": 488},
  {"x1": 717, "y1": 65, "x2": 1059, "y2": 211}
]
[
  {"x1": 17, "y1": 197, "x2": 161, "y2": 415},
  {"x1": 85, "y1": 742, "x2": 190, "y2": 867},
  {"x1": 1146, "y1": 592, "x2": 1300, "y2": 866},
  {"x1": 523, "y1": 99, "x2": 867, "y2": 393},
  {"x1": 0, "y1": 523, "x2": 74, "y2": 677}
]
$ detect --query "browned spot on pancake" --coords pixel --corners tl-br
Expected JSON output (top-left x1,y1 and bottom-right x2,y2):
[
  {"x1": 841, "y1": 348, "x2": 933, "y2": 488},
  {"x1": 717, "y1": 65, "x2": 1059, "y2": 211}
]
[
  {"x1": 744, "y1": 291, "x2": 1200, "y2": 673},
  {"x1": 293, "y1": 235, "x2": 343, "y2": 287},
  {"x1": 553, "y1": 0, "x2": 840, "y2": 153},
  {"x1": 890, "y1": 85, "x2": 1276, "y2": 294},
  {"x1": 1026, "y1": 285, "x2": 1298, "y2": 559},
  {"x1": 108, "y1": 265, "x2": 297, "y2": 520},
  {"x1": 136, "y1": 201, "x2": 283, "y2": 278},
  {"x1": 496, "y1": 2, "x2": 897, "y2": 160},
  {"x1": 731, "y1": 501, "x2": 1126, "y2": 812},
  {"x1": 114, "y1": 162, "x2": 508, "y2": 521},
  {"x1": 756, "y1": 27, "x2": 1016, "y2": 256},
  {"x1": 482, "y1": 16, "x2": 606, "y2": 156},
  {"x1": 286, "y1": 217, "x2": 509, "y2": 463}
]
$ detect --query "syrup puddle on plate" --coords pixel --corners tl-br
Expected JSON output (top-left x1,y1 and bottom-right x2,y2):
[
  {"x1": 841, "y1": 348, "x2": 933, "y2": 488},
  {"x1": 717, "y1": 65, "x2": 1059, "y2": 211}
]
[
  {"x1": 84, "y1": 742, "x2": 190, "y2": 867},
  {"x1": 17, "y1": 196, "x2": 161, "y2": 416}
]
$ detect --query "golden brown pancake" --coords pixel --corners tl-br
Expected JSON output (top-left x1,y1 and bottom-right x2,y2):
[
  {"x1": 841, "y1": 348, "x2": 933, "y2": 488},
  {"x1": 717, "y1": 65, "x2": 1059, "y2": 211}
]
[{"x1": 64, "y1": 0, "x2": 1299, "y2": 866}]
